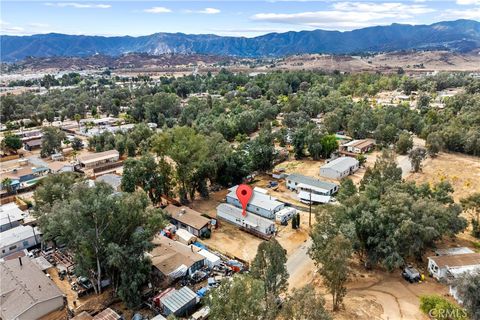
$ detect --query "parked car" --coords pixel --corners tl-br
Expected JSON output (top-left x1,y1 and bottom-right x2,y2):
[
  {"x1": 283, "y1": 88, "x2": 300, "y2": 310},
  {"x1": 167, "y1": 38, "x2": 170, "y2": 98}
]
[{"x1": 402, "y1": 266, "x2": 421, "y2": 283}]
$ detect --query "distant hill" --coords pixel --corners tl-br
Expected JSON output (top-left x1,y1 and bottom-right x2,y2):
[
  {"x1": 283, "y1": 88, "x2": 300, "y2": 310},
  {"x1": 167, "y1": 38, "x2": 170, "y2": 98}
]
[{"x1": 2, "y1": 19, "x2": 479, "y2": 62}]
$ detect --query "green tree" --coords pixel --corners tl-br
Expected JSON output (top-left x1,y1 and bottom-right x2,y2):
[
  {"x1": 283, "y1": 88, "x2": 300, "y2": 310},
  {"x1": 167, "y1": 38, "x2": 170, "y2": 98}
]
[
  {"x1": 280, "y1": 284, "x2": 332, "y2": 320},
  {"x1": 251, "y1": 239, "x2": 289, "y2": 318},
  {"x1": 125, "y1": 138, "x2": 136, "y2": 157},
  {"x1": 426, "y1": 132, "x2": 444, "y2": 158},
  {"x1": 71, "y1": 137, "x2": 83, "y2": 151},
  {"x1": 396, "y1": 131, "x2": 413, "y2": 155},
  {"x1": 320, "y1": 134, "x2": 338, "y2": 159},
  {"x1": 34, "y1": 180, "x2": 165, "y2": 307},
  {"x1": 336, "y1": 178, "x2": 357, "y2": 204},
  {"x1": 1, "y1": 178, "x2": 14, "y2": 193},
  {"x1": 41, "y1": 127, "x2": 66, "y2": 157},
  {"x1": 419, "y1": 295, "x2": 467, "y2": 320},
  {"x1": 452, "y1": 271, "x2": 480, "y2": 320},
  {"x1": 207, "y1": 275, "x2": 266, "y2": 320},
  {"x1": 153, "y1": 127, "x2": 210, "y2": 202},
  {"x1": 409, "y1": 147, "x2": 427, "y2": 173},
  {"x1": 1, "y1": 134, "x2": 22, "y2": 153},
  {"x1": 310, "y1": 234, "x2": 352, "y2": 311},
  {"x1": 461, "y1": 193, "x2": 480, "y2": 238}
]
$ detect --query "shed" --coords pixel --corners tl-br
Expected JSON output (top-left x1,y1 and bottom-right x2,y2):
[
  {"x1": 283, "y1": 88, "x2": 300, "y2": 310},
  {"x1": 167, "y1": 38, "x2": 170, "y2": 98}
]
[
  {"x1": 160, "y1": 286, "x2": 198, "y2": 317},
  {"x1": 197, "y1": 249, "x2": 221, "y2": 268},
  {"x1": 176, "y1": 228, "x2": 197, "y2": 245},
  {"x1": 165, "y1": 205, "x2": 210, "y2": 237}
]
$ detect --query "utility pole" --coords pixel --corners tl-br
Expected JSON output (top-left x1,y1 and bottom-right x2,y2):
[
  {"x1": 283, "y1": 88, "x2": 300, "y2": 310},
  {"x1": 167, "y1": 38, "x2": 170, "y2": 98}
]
[{"x1": 309, "y1": 189, "x2": 312, "y2": 227}]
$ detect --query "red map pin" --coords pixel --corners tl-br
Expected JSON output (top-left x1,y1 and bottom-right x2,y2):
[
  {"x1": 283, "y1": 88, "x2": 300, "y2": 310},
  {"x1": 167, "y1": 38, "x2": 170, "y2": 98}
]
[{"x1": 236, "y1": 184, "x2": 253, "y2": 217}]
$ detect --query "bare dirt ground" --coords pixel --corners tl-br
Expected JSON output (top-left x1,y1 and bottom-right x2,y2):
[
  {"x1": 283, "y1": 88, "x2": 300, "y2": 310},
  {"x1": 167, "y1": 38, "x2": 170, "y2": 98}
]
[{"x1": 405, "y1": 152, "x2": 480, "y2": 202}]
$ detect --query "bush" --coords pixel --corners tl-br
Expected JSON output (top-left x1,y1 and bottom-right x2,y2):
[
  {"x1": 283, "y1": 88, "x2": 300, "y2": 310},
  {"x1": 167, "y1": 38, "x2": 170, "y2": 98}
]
[{"x1": 419, "y1": 295, "x2": 467, "y2": 320}]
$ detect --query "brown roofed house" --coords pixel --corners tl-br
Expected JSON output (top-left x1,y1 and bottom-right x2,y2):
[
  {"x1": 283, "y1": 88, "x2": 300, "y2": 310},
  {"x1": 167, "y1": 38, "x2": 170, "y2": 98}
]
[
  {"x1": 149, "y1": 235, "x2": 205, "y2": 283},
  {"x1": 164, "y1": 204, "x2": 211, "y2": 237},
  {"x1": 0, "y1": 257, "x2": 65, "y2": 320}
]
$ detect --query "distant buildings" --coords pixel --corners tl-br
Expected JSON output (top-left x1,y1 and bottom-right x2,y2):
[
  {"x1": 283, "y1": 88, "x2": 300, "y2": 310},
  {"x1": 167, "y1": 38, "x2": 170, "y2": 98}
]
[
  {"x1": 340, "y1": 139, "x2": 375, "y2": 155},
  {"x1": 0, "y1": 256, "x2": 64, "y2": 320},
  {"x1": 76, "y1": 149, "x2": 121, "y2": 177},
  {"x1": 320, "y1": 156, "x2": 359, "y2": 180}
]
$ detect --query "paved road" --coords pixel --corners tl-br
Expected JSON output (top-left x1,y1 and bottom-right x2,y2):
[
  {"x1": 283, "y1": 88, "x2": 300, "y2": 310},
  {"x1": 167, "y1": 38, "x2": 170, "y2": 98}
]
[{"x1": 286, "y1": 238, "x2": 315, "y2": 290}]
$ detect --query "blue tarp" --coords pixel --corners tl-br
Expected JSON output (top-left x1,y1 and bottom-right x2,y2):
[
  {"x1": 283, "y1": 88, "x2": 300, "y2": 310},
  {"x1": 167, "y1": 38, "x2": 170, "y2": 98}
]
[
  {"x1": 193, "y1": 241, "x2": 206, "y2": 250},
  {"x1": 196, "y1": 287, "x2": 210, "y2": 297}
]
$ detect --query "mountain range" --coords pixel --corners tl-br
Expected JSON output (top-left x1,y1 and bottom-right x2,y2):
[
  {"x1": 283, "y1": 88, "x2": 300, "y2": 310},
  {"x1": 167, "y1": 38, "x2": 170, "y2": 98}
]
[{"x1": 1, "y1": 19, "x2": 480, "y2": 62}]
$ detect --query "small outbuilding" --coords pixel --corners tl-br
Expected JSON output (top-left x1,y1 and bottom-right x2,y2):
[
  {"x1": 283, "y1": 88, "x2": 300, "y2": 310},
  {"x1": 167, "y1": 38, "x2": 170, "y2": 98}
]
[
  {"x1": 160, "y1": 286, "x2": 198, "y2": 317},
  {"x1": 165, "y1": 205, "x2": 211, "y2": 238}
]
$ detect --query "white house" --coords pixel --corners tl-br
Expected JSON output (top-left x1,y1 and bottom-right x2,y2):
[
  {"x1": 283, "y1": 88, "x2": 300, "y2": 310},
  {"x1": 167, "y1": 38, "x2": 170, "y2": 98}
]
[
  {"x1": 286, "y1": 173, "x2": 338, "y2": 203},
  {"x1": 0, "y1": 203, "x2": 26, "y2": 232},
  {"x1": 226, "y1": 185, "x2": 285, "y2": 219},
  {"x1": 427, "y1": 253, "x2": 480, "y2": 280},
  {"x1": 0, "y1": 225, "x2": 41, "y2": 258},
  {"x1": 216, "y1": 203, "x2": 275, "y2": 237},
  {"x1": 320, "y1": 156, "x2": 359, "y2": 180}
]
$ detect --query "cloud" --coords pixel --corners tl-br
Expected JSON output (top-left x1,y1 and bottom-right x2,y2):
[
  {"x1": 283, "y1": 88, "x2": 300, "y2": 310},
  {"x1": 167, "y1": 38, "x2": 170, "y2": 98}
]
[
  {"x1": 441, "y1": 8, "x2": 480, "y2": 19},
  {"x1": 144, "y1": 6, "x2": 172, "y2": 14},
  {"x1": 251, "y1": 2, "x2": 436, "y2": 30},
  {"x1": 456, "y1": 0, "x2": 480, "y2": 5},
  {"x1": 198, "y1": 8, "x2": 221, "y2": 14},
  {"x1": 28, "y1": 23, "x2": 50, "y2": 28},
  {"x1": 185, "y1": 8, "x2": 221, "y2": 14},
  {"x1": 44, "y1": 2, "x2": 111, "y2": 9}
]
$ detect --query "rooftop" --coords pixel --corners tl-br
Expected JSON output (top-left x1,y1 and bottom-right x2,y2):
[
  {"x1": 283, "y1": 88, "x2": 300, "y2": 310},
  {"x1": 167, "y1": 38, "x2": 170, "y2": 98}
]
[
  {"x1": 77, "y1": 150, "x2": 119, "y2": 165},
  {"x1": 96, "y1": 174, "x2": 122, "y2": 190},
  {"x1": 227, "y1": 185, "x2": 284, "y2": 212},
  {"x1": 0, "y1": 257, "x2": 64, "y2": 320},
  {"x1": 164, "y1": 205, "x2": 210, "y2": 230},
  {"x1": 149, "y1": 236, "x2": 204, "y2": 276},
  {"x1": 321, "y1": 156, "x2": 359, "y2": 172},
  {"x1": 216, "y1": 203, "x2": 275, "y2": 229},
  {"x1": 343, "y1": 139, "x2": 375, "y2": 149},
  {"x1": 0, "y1": 225, "x2": 40, "y2": 248},
  {"x1": 0, "y1": 202, "x2": 25, "y2": 227},
  {"x1": 428, "y1": 253, "x2": 480, "y2": 268},
  {"x1": 160, "y1": 286, "x2": 197, "y2": 314},
  {"x1": 287, "y1": 173, "x2": 338, "y2": 191}
]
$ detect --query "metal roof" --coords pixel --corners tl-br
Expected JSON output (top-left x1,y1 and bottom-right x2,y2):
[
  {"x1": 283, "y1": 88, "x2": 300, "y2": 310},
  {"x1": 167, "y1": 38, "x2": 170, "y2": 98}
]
[
  {"x1": 321, "y1": 157, "x2": 359, "y2": 173},
  {"x1": 287, "y1": 173, "x2": 338, "y2": 190},
  {"x1": 428, "y1": 253, "x2": 480, "y2": 268},
  {"x1": 161, "y1": 286, "x2": 197, "y2": 313},
  {"x1": 0, "y1": 203, "x2": 25, "y2": 227},
  {"x1": 227, "y1": 185, "x2": 284, "y2": 212},
  {"x1": 0, "y1": 257, "x2": 64, "y2": 320},
  {"x1": 0, "y1": 225, "x2": 40, "y2": 248}
]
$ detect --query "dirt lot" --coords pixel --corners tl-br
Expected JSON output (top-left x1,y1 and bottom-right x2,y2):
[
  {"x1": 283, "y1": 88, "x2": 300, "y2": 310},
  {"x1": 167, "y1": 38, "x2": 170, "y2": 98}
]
[{"x1": 405, "y1": 152, "x2": 480, "y2": 202}]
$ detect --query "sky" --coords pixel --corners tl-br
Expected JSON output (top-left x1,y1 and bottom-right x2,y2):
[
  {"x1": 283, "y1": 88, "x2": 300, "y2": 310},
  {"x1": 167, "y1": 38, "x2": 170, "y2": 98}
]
[{"x1": 1, "y1": 0, "x2": 479, "y2": 37}]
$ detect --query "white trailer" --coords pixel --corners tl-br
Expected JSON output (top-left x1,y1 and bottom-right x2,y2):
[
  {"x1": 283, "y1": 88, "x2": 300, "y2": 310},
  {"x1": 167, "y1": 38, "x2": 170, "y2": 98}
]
[
  {"x1": 275, "y1": 207, "x2": 297, "y2": 224},
  {"x1": 216, "y1": 203, "x2": 275, "y2": 237}
]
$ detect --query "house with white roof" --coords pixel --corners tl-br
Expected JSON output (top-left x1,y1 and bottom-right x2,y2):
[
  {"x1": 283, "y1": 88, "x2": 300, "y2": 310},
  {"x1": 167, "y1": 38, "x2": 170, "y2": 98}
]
[
  {"x1": 226, "y1": 185, "x2": 285, "y2": 219},
  {"x1": 320, "y1": 156, "x2": 359, "y2": 180},
  {"x1": 0, "y1": 225, "x2": 42, "y2": 258},
  {"x1": 0, "y1": 202, "x2": 26, "y2": 232},
  {"x1": 216, "y1": 203, "x2": 275, "y2": 237},
  {"x1": 286, "y1": 173, "x2": 339, "y2": 204}
]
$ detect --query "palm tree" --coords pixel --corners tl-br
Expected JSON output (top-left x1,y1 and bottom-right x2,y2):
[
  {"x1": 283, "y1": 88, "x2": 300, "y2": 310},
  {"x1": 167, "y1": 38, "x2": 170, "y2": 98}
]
[{"x1": 1, "y1": 178, "x2": 14, "y2": 194}]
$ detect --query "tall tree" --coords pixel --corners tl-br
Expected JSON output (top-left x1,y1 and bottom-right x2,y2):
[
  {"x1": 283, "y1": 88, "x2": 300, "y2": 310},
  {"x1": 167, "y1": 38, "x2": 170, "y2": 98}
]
[
  {"x1": 409, "y1": 147, "x2": 427, "y2": 173},
  {"x1": 453, "y1": 271, "x2": 480, "y2": 320},
  {"x1": 461, "y1": 193, "x2": 480, "y2": 238},
  {"x1": 207, "y1": 275, "x2": 266, "y2": 320},
  {"x1": 41, "y1": 127, "x2": 66, "y2": 157},
  {"x1": 310, "y1": 234, "x2": 352, "y2": 311},
  {"x1": 251, "y1": 239, "x2": 289, "y2": 318},
  {"x1": 34, "y1": 179, "x2": 165, "y2": 306},
  {"x1": 426, "y1": 132, "x2": 443, "y2": 158},
  {"x1": 280, "y1": 285, "x2": 332, "y2": 320},
  {"x1": 396, "y1": 131, "x2": 413, "y2": 155},
  {"x1": 1, "y1": 134, "x2": 22, "y2": 154}
]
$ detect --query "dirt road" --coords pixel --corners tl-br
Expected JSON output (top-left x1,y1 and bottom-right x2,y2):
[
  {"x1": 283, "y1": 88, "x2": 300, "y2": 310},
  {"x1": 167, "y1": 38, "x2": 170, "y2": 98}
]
[{"x1": 286, "y1": 238, "x2": 315, "y2": 291}]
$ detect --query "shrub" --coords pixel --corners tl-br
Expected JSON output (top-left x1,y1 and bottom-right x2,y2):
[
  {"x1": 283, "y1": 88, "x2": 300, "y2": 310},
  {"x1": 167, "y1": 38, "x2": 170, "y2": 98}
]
[{"x1": 419, "y1": 295, "x2": 467, "y2": 320}]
